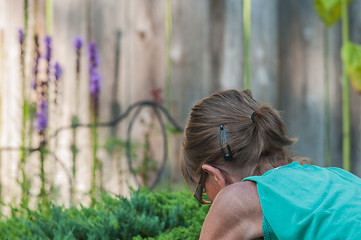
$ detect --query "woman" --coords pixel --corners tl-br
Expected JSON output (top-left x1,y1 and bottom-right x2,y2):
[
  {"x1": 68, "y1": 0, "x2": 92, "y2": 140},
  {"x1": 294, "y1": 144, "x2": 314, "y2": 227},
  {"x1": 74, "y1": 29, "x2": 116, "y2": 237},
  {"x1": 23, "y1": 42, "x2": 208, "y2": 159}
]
[{"x1": 181, "y1": 89, "x2": 361, "y2": 240}]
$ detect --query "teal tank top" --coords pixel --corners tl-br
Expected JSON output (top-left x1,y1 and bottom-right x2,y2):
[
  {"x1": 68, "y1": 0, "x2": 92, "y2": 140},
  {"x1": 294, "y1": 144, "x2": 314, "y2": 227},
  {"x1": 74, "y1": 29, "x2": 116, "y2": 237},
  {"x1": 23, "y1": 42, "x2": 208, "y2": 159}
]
[{"x1": 243, "y1": 162, "x2": 361, "y2": 240}]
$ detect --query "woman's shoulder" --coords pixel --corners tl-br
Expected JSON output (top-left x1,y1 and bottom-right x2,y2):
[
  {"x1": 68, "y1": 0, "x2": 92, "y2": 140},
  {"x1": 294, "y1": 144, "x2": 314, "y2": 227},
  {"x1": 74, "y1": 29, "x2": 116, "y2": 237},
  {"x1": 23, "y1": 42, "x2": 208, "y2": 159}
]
[
  {"x1": 218, "y1": 181, "x2": 259, "y2": 201},
  {"x1": 200, "y1": 181, "x2": 263, "y2": 240}
]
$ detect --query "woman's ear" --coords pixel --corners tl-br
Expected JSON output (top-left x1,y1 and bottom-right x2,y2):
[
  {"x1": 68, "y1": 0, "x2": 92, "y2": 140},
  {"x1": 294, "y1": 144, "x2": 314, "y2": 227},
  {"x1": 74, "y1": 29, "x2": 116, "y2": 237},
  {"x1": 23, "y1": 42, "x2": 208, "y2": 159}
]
[{"x1": 202, "y1": 164, "x2": 227, "y2": 189}]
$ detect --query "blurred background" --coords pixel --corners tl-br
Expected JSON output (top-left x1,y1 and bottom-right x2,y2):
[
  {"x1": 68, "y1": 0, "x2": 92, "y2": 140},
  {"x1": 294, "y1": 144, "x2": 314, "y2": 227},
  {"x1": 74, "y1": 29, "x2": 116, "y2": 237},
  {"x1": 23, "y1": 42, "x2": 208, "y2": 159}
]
[{"x1": 1, "y1": 0, "x2": 361, "y2": 209}]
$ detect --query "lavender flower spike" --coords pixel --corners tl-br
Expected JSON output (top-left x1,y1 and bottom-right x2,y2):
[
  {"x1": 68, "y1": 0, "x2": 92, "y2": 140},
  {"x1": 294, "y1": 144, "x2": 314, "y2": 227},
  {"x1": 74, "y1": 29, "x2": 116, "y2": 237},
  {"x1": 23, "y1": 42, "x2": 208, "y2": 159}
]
[
  {"x1": 54, "y1": 62, "x2": 62, "y2": 80},
  {"x1": 88, "y1": 41, "x2": 100, "y2": 69},
  {"x1": 73, "y1": 36, "x2": 84, "y2": 51},
  {"x1": 31, "y1": 79, "x2": 37, "y2": 89},
  {"x1": 90, "y1": 69, "x2": 102, "y2": 99},
  {"x1": 36, "y1": 99, "x2": 48, "y2": 133},
  {"x1": 18, "y1": 29, "x2": 25, "y2": 45},
  {"x1": 88, "y1": 41, "x2": 102, "y2": 99},
  {"x1": 44, "y1": 36, "x2": 52, "y2": 62}
]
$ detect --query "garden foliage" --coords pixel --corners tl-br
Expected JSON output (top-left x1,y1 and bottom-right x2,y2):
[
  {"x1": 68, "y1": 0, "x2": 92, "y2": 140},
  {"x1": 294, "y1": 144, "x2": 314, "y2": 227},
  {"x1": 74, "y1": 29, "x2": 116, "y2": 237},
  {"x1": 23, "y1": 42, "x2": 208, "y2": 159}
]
[
  {"x1": 314, "y1": 0, "x2": 353, "y2": 26},
  {"x1": 341, "y1": 42, "x2": 361, "y2": 93},
  {"x1": 0, "y1": 188, "x2": 209, "y2": 240}
]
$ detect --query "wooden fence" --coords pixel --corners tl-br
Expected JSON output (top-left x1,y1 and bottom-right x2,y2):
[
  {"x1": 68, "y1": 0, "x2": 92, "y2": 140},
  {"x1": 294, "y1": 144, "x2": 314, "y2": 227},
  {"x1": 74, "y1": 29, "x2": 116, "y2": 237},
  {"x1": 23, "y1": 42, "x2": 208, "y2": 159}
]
[{"x1": 1, "y1": 0, "x2": 361, "y2": 208}]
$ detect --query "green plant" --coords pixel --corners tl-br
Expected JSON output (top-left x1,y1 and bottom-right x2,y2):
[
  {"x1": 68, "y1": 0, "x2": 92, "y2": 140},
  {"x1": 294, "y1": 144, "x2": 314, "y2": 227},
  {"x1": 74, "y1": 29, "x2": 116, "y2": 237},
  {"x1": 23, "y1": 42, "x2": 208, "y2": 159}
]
[
  {"x1": 45, "y1": 0, "x2": 52, "y2": 35},
  {"x1": 314, "y1": 0, "x2": 352, "y2": 26},
  {"x1": 70, "y1": 37, "x2": 84, "y2": 204},
  {"x1": 88, "y1": 41, "x2": 102, "y2": 206},
  {"x1": 243, "y1": 0, "x2": 251, "y2": 89},
  {"x1": 0, "y1": 189, "x2": 209, "y2": 240},
  {"x1": 18, "y1": 27, "x2": 30, "y2": 207},
  {"x1": 340, "y1": 0, "x2": 351, "y2": 171}
]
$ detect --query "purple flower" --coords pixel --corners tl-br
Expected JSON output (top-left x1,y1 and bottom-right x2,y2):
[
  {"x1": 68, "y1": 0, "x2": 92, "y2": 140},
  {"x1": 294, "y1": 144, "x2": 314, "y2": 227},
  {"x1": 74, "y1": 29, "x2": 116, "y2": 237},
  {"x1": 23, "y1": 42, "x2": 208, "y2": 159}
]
[
  {"x1": 88, "y1": 41, "x2": 100, "y2": 68},
  {"x1": 31, "y1": 79, "x2": 37, "y2": 89},
  {"x1": 74, "y1": 37, "x2": 83, "y2": 75},
  {"x1": 36, "y1": 99, "x2": 48, "y2": 132},
  {"x1": 88, "y1": 41, "x2": 102, "y2": 99},
  {"x1": 73, "y1": 36, "x2": 84, "y2": 51},
  {"x1": 54, "y1": 62, "x2": 62, "y2": 80},
  {"x1": 44, "y1": 36, "x2": 52, "y2": 62},
  {"x1": 18, "y1": 29, "x2": 25, "y2": 45},
  {"x1": 89, "y1": 69, "x2": 102, "y2": 98}
]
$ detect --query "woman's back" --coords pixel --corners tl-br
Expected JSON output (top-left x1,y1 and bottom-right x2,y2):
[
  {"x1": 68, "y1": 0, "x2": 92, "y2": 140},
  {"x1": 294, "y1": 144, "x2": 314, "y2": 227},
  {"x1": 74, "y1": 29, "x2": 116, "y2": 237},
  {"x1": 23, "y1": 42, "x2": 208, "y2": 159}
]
[
  {"x1": 200, "y1": 180, "x2": 263, "y2": 240},
  {"x1": 243, "y1": 162, "x2": 361, "y2": 240}
]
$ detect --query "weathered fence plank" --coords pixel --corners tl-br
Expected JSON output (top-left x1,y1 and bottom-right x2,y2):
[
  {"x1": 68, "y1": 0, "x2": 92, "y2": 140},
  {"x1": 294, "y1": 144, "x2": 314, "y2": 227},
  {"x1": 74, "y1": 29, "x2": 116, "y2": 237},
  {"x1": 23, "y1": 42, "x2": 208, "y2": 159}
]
[
  {"x1": 279, "y1": 0, "x2": 326, "y2": 166},
  {"x1": 1, "y1": 0, "x2": 25, "y2": 208},
  {"x1": 328, "y1": 23, "x2": 343, "y2": 169},
  {"x1": 171, "y1": 0, "x2": 212, "y2": 125},
  {"x1": 250, "y1": 0, "x2": 279, "y2": 105},
  {"x1": 220, "y1": 0, "x2": 243, "y2": 91}
]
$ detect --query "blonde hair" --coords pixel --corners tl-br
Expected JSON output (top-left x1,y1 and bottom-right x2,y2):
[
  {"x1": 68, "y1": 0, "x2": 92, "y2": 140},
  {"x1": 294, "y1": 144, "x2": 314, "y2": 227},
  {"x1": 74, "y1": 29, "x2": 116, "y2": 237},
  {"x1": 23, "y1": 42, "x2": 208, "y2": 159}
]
[{"x1": 181, "y1": 89, "x2": 311, "y2": 190}]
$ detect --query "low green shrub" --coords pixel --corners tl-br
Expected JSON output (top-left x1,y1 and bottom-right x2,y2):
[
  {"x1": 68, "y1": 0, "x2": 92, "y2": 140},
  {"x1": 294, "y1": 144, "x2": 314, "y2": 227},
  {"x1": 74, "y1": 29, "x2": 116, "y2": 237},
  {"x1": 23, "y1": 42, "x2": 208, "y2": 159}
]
[{"x1": 0, "y1": 188, "x2": 209, "y2": 239}]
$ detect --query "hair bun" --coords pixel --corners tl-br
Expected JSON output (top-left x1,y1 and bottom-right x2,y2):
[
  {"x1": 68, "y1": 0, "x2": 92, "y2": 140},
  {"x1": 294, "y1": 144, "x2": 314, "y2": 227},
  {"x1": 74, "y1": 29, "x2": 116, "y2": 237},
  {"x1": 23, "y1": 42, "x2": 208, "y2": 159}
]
[{"x1": 252, "y1": 105, "x2": 296, "y2": 150}]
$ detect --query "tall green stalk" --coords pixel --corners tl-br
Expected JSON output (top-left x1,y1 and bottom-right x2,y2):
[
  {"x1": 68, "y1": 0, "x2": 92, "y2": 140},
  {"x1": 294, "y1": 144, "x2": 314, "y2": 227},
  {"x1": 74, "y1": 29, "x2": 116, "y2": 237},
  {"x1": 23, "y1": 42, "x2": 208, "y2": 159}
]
[
  {"x1": 20, "y1": 89, "x2": 29, "y2": 206},
  {"x1": 20, "y1": 1, "x2": 30, "y2": 205},
  {"x1": 88, "y1": 40, "x2": 102, "y2": 206},
  {"x1": 71, "y1": 38, "x2": 83, "y2": 204},
  {"x1": 27, "y1": 0, "x2": 38, "y2": 157},
  {"x1": 243, "y1": 0, "x2": 251, "y2": 89},
  {"x1": 42, "y1": 0, "x2": 52, "y2": 205},
  {"x1": 39, "y1": 143, "x2": 48, "y2": 207},
  {"x1": 0, "y1": 30, "x2": 3, "y2": 201},
  {"x1": 88, "y1": 40, "x2": 101, "y2": 206},
  {"x1": 341, "y1": 0, "x2": 351, "y2": 171},
  {"x1": 90, "y1": 117, "x2": 99, "y2": 207},
  {"x1": 20, "y1": 87, "x2": 28, "y2": 205},
  {"x1": 165, "y1": 0, "x2": 172, "y2": 111},
  {"x1": 24, "y1": 0, "x2": 29, "y2": 34},
  {"x1": 323, "y1": 28, "x2": 331, "y2": 167},
  {"x1": 70, "y1": 124, "x2": 78, "y2": 204},
  {"x1": 45, "y1": 0, "x2": 53, "y2": 35}
]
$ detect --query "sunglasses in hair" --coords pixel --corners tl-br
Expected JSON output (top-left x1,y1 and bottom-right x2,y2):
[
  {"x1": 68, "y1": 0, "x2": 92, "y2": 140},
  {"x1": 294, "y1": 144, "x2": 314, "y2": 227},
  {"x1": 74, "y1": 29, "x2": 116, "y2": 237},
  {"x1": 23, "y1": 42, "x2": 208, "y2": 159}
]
[{"x1": 193, "y1": 125, "x2": 233, "y2": 205}]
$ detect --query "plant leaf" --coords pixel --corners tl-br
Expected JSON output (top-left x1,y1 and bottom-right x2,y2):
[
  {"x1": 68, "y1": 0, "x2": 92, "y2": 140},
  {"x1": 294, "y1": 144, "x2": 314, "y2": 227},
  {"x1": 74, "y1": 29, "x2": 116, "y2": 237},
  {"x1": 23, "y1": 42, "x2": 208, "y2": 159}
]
[
  {"x1": 314, "y1": 0, "x2": 353, "y2": 27},
  {"x1": 341, "y1": 42, "x2": 361, "y2": 93}
]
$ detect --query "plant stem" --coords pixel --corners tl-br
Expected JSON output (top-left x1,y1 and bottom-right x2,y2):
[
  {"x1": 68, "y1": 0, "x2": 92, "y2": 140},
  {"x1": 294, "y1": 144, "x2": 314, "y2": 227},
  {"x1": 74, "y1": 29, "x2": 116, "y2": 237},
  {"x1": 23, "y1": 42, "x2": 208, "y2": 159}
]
[
  {"x1": 39, "y1": 143, "x2": 48, "y2": 206},
  {"x1": 90, "y1": 115, "x2": 99, "y2": 207},
  {"x1": 142, "y1": 132, "x2": 150, "y2": 184},
  {"x1": 71, "y1": 55, "x2": 81, "y2": 204},
  {"x1": 71, "y1": 126, "x2": 78, "y2": 204},
  {"x1": 323, "y1": 27, "x2": 331, "y2": 167},
  {"x1": 24, "y1": 0, "x2": 29, "y2": 34},
  {"x1": 20, "y1": 22, "x2": 29, "y2": 206},
  {"x1": 243, "y1": 0, "x2": 251, "y2": 90},
  {"x1": 45, "y1": 0, "x2": 53, "y2": 35},
  {"x1": 20, "y1": 101, "x2": 29, "y2": 206},
  {"x1": 0, "y1": 30, "x2": 3, "y2": 201},
  {"x1": 341, "y1": 0, "x2": 351, "y2": 171}
]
